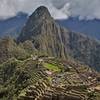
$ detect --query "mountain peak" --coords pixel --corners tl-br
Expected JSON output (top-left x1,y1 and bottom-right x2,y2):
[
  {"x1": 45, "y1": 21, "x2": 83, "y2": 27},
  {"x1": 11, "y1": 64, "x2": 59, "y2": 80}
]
[
  {"x1": 30, "y1": 6, "x2": 51, "y2": 19},
  {"x1": 17, "y1": 6, "x2": 54, "y2": 42},
  {"x1": 35, "y1": 6, "x2": 50, "y2": 13}
]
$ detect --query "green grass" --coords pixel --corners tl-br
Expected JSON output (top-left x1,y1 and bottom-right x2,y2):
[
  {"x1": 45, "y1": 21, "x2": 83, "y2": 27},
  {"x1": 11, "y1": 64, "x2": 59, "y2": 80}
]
[
  {"x1": 43, "y1": 63, "x2": 61, "y2": 72},
  {"x1": 95, "y1": 92, "x2": 100, "y2": 100},
  {"x1": 47, "y1": 77, "x2": 52, "y2": 83}
]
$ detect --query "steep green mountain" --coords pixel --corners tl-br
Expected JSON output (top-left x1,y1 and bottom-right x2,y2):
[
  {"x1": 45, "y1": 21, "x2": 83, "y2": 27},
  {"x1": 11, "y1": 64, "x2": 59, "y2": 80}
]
[
  {"x1": 0, "y1": 37, "x2": 30, "y2": 63},
  {"x1": 18, "y1": 6, "x2": 100, "y2": 71}
]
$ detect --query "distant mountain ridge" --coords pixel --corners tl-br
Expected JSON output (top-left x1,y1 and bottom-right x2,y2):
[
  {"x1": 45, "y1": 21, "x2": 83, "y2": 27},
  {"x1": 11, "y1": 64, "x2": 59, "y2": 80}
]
[
  {"x1": 56, "y1": 17, "x2": 100, "y2": 40},
  {"x1": 0, "y1": 12, "x2": 28, "y2": 38},
  {"x1": 0, "y1": 11, "x2": 100, "y2": 40},
  {"x1": 18, "y1": 6, "x2": 100, "y2": 71}
]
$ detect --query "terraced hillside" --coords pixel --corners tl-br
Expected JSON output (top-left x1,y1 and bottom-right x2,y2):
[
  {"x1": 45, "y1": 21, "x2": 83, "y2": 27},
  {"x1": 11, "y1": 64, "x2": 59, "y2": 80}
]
[{"x1": 0, "y1": 54, "x2": 100, "y2": 100}]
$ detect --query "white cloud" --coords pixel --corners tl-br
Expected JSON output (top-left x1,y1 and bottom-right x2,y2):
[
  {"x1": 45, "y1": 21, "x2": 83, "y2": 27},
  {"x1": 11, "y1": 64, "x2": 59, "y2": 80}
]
[
  {"x1": 0, "y1": 0, "x2": 100, "y2": 20},
  {"x1": 0, "y1": 0, "x2": 68, "y2": 20},
  {"x1": 65, "y1": 0, "x2": 100, "y2": 20}
]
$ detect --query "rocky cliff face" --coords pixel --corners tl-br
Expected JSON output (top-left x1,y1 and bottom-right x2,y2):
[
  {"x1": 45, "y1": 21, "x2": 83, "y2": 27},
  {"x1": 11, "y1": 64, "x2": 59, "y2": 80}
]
[
  {"x1": 18, "y1": 6, "x2": 67, "y2": 58},
  {"x1": 18, "y1": 6, "x2": 100, "y2": 71}
]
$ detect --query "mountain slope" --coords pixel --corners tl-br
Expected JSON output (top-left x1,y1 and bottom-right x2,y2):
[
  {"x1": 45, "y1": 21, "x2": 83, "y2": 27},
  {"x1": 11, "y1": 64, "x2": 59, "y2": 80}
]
[
  {"x1": 56, "y1": 17, "x2": 100, "y2": 40},
  {"x1": 18, "y1": 6, "x2": 100, "y2": 71},
  {"x1": 0, "y1": 37, "x2": 32, "y2": 64},
  {"x1": 0, "y1": 53, "x2": 100, "y2": 100}
]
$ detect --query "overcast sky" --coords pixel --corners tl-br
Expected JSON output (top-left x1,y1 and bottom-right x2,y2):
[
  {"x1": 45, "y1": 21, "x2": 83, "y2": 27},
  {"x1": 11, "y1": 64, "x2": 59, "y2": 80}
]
[{"x1": 0, "y1": 0, "x2": 100, "y2": 20}]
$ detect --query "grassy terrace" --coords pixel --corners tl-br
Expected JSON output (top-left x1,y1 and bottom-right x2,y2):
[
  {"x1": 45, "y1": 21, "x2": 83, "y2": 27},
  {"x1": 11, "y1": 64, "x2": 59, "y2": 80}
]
[{"x1": 43, "y1": 62, "x2": 61, "y2": 72}]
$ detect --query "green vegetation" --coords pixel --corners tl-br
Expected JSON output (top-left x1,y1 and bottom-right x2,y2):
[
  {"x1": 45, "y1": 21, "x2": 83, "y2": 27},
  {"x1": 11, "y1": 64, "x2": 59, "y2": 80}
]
[
  {"x1": 43, "y1": 62, "x2": 61, "y2": 72},
  {"x1": 0, "y1": 37, "x2": 99, "y2": 100},
  {"x1": 0, "y1": 57, "x2": 44, "y2": 100},
  {"x1": 47, "y1": 77, "x2": 52, "y2": 83}
]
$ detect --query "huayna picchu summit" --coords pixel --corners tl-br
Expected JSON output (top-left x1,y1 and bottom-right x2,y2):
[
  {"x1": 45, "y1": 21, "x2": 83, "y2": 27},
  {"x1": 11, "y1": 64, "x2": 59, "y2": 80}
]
[
  {"x1": 18, "y1": 6, "x2": 53, "y2": 42},
  {"x1": 0, "y1": 6, "x2": 100, "y2": 100}
]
